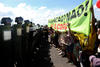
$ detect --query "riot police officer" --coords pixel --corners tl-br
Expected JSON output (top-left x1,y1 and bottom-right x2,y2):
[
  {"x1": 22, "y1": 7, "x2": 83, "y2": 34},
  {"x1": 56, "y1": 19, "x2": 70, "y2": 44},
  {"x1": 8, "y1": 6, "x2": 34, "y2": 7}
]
[
  {"x1": 28, "y1": 22, "x2": 36, "y2": 67},
  {"x1": 22, "y1": 20, "x2": 31, "y2": 67},
  {"x1": 12, "y1": 17, "x2": 24, "y2": 67},
  {"x1": 0, "y1": 17, "x2": 14, "y2": 67}
]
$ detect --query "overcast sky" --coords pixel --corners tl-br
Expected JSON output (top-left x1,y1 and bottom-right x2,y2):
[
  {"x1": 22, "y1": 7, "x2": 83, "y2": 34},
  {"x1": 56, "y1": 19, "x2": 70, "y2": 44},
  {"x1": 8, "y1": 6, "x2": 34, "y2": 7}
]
[{"x1": 0, "y1": 0, "x2": 99, "y2": 25}]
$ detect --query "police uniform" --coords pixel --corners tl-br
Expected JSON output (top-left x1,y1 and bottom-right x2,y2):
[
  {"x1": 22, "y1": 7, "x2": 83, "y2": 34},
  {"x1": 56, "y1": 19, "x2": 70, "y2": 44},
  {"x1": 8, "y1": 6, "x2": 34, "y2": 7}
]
[
  {"x1": 22, "y1": 20, "x2": 31, "y2": 67},
  {"x1": 0, "y1": 17, "x2": 14, "y2": 67},
  {"x1": 12, "y1": 17, "x2": 24, "y2": 67}
]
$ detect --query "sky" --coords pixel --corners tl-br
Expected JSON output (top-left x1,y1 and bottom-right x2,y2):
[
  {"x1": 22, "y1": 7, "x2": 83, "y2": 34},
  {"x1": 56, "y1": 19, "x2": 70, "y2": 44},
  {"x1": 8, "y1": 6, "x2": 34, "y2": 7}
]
[{"x1": 0, "y1": 0, "x2": 100, "y2": 25}]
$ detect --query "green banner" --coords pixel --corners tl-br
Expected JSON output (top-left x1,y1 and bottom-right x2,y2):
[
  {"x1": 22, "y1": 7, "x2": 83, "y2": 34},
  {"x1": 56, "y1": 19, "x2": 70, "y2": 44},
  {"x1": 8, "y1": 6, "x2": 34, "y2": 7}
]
[{"x1": 48, "y1": 0, "x2": 92, "y2": 36}]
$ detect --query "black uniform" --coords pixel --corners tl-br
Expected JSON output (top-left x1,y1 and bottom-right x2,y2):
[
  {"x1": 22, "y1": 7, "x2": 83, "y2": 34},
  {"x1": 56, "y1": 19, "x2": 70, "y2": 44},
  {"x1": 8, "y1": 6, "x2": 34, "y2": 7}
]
[
  {"x1": 22, "y1": 20, "x2": 31, "y2": 67},
  {"x1": 0, "y1": 17, "x2": 14, "y2": 67}
]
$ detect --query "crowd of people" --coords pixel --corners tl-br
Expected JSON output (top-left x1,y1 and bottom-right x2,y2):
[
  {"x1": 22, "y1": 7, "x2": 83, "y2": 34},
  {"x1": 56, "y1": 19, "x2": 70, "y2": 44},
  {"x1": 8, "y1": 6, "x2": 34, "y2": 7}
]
[
  {"x1": 0, "y1": 16, "x2": 100, "y2": 67},
  {"x1": 0, "y1": 17, "x2": 53, "y2": 67},
  {"x1": 48, "y1": 20, "x2": 100, "y2": 67}
]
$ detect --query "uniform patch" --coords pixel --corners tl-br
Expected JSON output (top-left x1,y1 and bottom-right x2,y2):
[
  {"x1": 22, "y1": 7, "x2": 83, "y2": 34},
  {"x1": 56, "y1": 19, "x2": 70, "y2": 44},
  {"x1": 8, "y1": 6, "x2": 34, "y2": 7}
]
[
  {"x1": 3, "y1": 30, "x2": 11, "y2": 41},
  {"x1": 17, "y1": 28, "x2": 22, "y2": 36},
  {"x1": 26, "y1": 26, "x2": 29, "y2": 33}
]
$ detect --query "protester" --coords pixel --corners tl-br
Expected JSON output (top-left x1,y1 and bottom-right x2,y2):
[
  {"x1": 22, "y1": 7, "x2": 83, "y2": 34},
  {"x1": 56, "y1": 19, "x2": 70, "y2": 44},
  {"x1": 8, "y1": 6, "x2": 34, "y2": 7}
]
[
  {"x1": 48, "y1": 27, "x2": 54, "y2": 44},
  {"x1": 58, "y1": 32, "x2": 67, "y2": 56},
  {"x1": 73, "y1": 36, "x2": 81, "y2": 67},
  {"x1": 53, "y1": 31, "x2": 59, "y2": 48},
  {"x1": 89, "y1": 55, "x2": 100, "y2": 67},
  {"x1": 64, "y1": 23, "x2": 75, "y2": 64},
  {"x1": 96, "y1": 21, "x2": 100, "y2": 58},
  {"x1": 97, "y1": 44, "x2": 100, "y2": 57}
]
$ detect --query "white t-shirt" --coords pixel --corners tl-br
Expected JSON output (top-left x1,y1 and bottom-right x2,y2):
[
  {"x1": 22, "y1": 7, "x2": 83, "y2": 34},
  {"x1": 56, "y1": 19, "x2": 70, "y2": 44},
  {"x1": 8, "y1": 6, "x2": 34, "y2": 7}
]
[{"x1": 98, "y1": 47, "x2": 100, "y2": 53}]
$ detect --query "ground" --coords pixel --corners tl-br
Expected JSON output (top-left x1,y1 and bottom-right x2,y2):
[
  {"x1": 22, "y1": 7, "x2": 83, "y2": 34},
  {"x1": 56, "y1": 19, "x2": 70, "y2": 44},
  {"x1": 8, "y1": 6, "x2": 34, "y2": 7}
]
[{"x1": 50, "y1": 46, "x2": 76, "y2": 67}]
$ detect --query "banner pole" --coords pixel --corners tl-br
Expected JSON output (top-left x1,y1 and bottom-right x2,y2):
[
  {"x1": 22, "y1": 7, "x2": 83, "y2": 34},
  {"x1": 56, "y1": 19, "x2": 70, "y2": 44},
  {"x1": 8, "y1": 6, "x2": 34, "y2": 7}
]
[
  {"x1": 87, "y1": 5, "x2": 96, "y2": 51},
  {"x1": 90, "y1": 5, "x2": 96, "y2": 35}
]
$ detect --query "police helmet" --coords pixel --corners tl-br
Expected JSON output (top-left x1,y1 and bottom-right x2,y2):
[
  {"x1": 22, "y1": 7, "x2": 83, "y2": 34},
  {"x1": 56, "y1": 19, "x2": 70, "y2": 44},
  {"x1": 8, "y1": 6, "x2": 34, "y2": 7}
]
[
  {"x1": 1, "y1": 17, "x2": 12, "y2": 25},
  {"x1": 15, "y1": 17, "x2": 23, "y2": 24}
]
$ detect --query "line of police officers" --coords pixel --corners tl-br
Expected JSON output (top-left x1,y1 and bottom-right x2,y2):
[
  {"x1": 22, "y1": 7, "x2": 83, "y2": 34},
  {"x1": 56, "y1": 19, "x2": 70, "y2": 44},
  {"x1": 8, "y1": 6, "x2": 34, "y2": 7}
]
[{"x1": 0, "y1": 17, "x2": 52, "y2": 67}]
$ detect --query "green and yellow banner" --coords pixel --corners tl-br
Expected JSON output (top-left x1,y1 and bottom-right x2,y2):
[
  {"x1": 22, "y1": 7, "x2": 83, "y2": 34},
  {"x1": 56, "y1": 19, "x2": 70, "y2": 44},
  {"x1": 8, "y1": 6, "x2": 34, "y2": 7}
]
[{"x1": 48, "y1": 0, "x2": 92, "y2": 36}]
